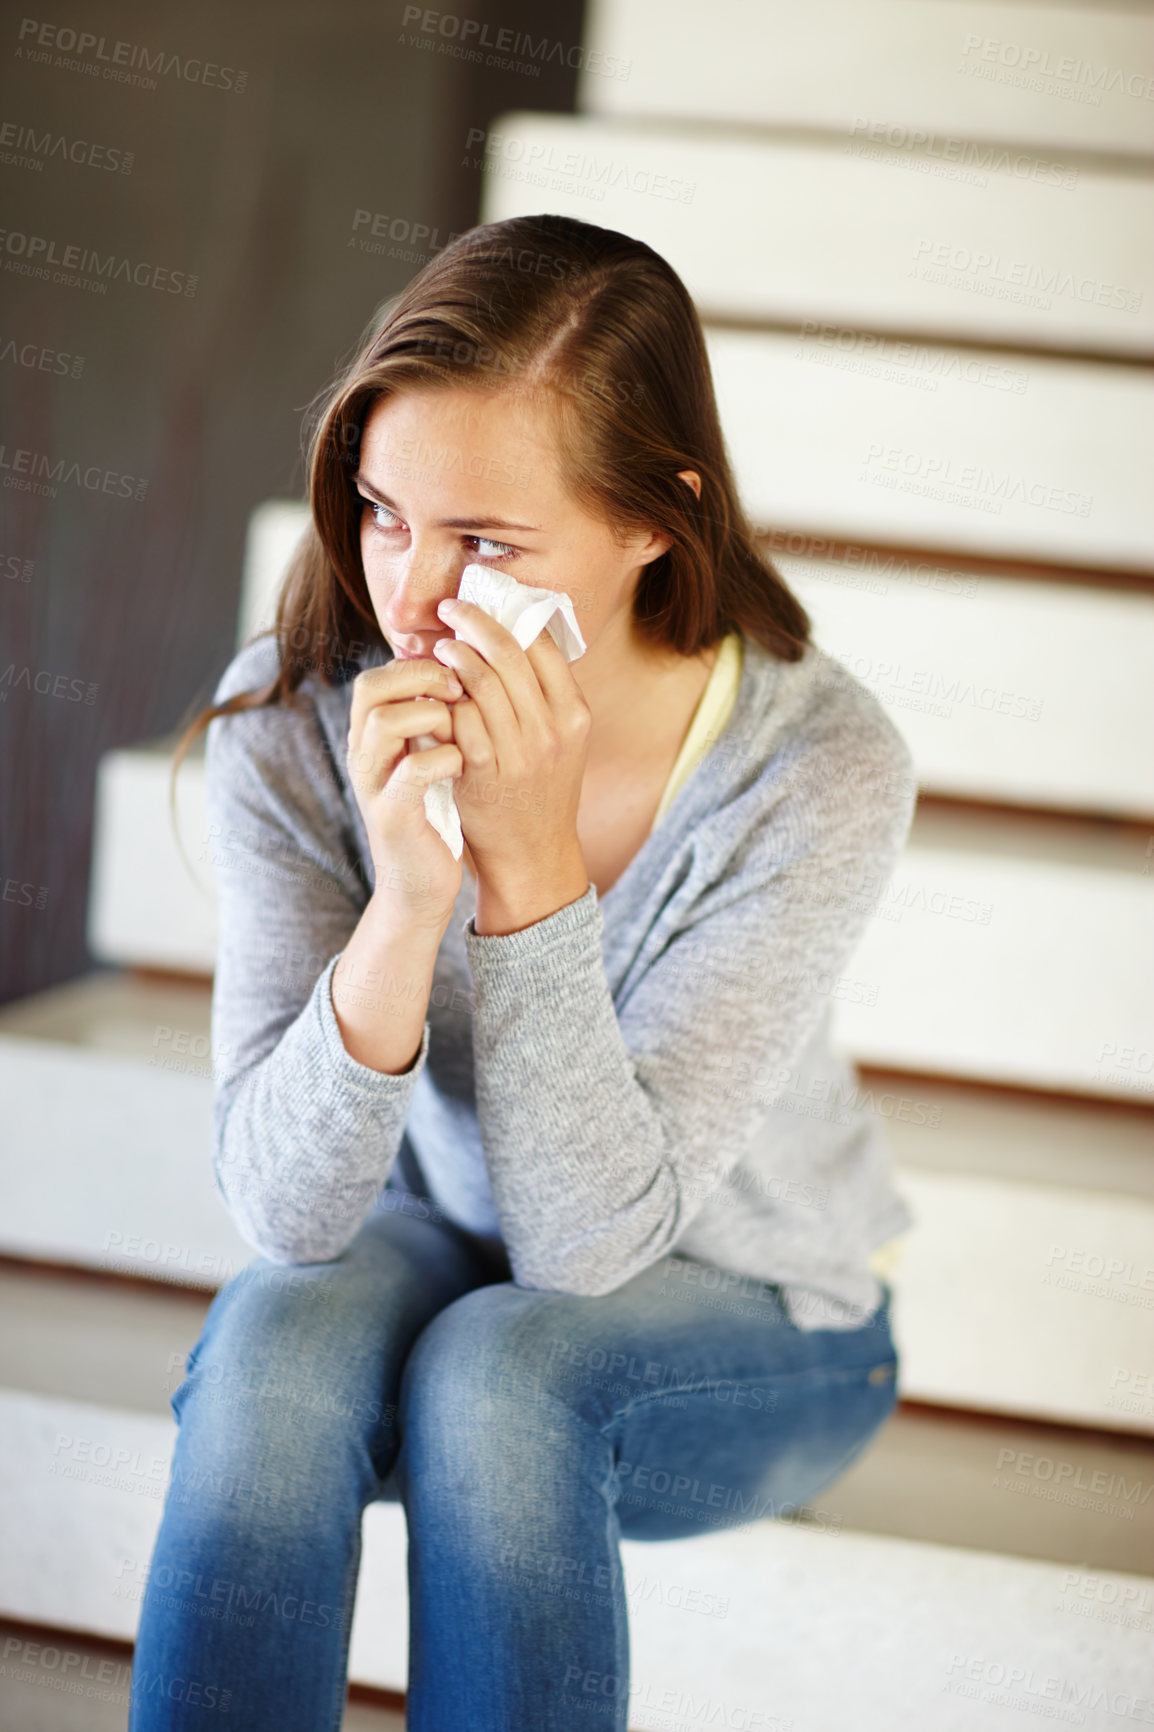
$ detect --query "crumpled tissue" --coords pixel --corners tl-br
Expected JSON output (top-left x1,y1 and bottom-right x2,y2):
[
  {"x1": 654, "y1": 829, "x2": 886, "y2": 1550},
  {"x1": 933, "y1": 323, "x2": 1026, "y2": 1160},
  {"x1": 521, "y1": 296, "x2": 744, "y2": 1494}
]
[{"x1": 413, "y1": 562, "x2": 587, "y2": 860}]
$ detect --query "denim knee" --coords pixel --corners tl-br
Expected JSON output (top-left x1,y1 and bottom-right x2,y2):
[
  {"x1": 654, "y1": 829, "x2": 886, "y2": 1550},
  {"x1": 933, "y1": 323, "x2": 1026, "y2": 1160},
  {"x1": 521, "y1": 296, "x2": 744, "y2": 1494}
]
[
  {"x1": 396, "y1": 1283, "x2": 602, "y2": 1488},
  {"x1": 170, "y1": 1257, "x2": 393, "y2": 1515}
]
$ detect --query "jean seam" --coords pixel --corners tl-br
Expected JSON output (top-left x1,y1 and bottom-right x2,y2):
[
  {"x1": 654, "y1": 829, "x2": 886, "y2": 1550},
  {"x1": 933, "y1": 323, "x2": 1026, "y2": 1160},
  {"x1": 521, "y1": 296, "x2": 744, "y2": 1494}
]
[{"x1": 596, "y1": 1354, "x2": 897, "y2": 1432}]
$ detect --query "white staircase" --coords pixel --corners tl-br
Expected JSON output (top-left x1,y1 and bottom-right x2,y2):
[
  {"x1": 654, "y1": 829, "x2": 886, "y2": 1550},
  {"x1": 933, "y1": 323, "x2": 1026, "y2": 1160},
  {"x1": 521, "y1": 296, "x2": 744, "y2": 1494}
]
[{"x1": 3, "y1": 5, "x2": 1152, "y2": 1727}]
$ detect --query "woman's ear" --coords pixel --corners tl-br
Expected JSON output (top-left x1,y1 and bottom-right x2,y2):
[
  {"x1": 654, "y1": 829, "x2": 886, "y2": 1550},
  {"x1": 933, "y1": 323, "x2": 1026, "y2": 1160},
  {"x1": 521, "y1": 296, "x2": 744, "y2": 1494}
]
[
  {"x1": 626, "y1": 470, "x2": 703, "y2": 565},
  {"x1": 633, "y1": 527, "x2": 673, "y2": 565}
]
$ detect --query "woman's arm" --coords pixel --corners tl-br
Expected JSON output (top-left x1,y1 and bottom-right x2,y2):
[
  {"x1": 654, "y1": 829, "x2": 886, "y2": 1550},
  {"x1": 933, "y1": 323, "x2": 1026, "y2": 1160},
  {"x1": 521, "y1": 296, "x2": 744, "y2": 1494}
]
[
  {"x1": 460, "y1": 723, "x2": 918, "y2": 1296},
  {"x1": 205, "y1": 643, "x2": 439, "y2": 1265},
  {"x1": 331, "y1": 894, "x2": 448, "y2": 1076}
]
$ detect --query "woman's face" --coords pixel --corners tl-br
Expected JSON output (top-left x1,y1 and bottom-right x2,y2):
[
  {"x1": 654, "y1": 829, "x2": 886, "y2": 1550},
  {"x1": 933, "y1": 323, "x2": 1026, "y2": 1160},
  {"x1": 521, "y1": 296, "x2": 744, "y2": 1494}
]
[{"x1": 354, "y1": 385, "x2": 670, "y2": 663}]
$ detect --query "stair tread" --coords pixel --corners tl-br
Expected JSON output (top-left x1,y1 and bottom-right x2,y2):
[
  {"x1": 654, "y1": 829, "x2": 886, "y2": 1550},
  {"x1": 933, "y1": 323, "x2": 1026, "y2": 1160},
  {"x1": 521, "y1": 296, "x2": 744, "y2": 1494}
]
[
  {"x1": 582, "y1": 1, "x2": 1154, "y2": 158},
  {"x1": 2, "y1": 1386, "x2": 1150, "y2": 1724},
  {"x1": 1, "y1": 1263, "x2": 1151, "y2": 1574}
]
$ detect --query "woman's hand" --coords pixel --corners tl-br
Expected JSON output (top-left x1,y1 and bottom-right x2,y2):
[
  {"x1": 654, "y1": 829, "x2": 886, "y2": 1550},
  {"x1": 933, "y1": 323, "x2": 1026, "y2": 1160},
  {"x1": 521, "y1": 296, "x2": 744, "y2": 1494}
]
[
  {"x1": 430, "y1": 597, "x2": 592, "y2": 911},
  {"x1": 345, "y1": 657, "x2": 466, "y2": 930}
]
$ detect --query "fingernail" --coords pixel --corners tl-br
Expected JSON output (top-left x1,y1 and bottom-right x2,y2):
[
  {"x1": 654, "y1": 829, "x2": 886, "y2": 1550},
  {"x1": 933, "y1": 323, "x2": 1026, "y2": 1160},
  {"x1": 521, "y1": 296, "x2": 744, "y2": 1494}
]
[{"x1": 437, "y1": 598, "x2": 458, "y2": 618}]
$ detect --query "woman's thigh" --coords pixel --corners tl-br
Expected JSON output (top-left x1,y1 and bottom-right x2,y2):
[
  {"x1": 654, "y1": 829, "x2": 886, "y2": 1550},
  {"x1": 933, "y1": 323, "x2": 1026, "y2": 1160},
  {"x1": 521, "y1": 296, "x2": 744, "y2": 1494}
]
[
  {"x1": 597, "y1": 1254, "x2": 897, "y2": 1540},
  {"x1": 398, "y1": 1247, "x2": 898, "y2": 1544},
  {"x1": 169, "y1": 1202, "x2": 502, "y2": 1508}
]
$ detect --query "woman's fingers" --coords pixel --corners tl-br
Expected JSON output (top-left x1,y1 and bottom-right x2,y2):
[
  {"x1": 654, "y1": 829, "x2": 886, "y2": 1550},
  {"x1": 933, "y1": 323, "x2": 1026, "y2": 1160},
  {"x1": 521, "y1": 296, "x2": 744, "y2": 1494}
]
[
  {"x1": 433, "y1": 601, "x2": 586, "y2": 739},
  {"x1": 347, "y1": 661, "x2": 461, "y2": 762},
  {"x1": 431, "y1": 637, "x2": 518, "y2": 750},
  {"x1": 521, "y1": 624, "x2": 580, "y2": 707},
  {"x1": 346, "y1": 661, "x2": 463, "y2": 808},
  {"x1": 348, "y1": 659, "x2": 463, "y2": 749},
  {"x1": 347, "y1": 697, "x2": 454, "y2": 790},
  {"x1": 365, "y1": 695, "x2": 457, "y2": 743},
  {"x1": 386, "y1": 738, "x2": 464, "y2": 801}
]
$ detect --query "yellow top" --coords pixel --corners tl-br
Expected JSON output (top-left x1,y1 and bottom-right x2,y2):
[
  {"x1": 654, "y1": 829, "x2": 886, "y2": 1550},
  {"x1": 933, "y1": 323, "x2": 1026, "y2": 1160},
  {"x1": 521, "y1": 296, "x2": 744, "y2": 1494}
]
[
  {"x1": 650, "y1": 632, "x2": 905, "y2": 1287},
  {"x1": 651, "y1": 633, "x2": 745, "y2": 830}
]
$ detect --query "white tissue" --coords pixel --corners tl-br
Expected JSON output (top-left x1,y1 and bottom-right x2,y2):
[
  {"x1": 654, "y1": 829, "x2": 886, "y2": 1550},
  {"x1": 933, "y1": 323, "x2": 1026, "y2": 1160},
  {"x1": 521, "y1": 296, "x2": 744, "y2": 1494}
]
[{"x1": 413, "y1": 563, "x2": 587, "y2": 860}]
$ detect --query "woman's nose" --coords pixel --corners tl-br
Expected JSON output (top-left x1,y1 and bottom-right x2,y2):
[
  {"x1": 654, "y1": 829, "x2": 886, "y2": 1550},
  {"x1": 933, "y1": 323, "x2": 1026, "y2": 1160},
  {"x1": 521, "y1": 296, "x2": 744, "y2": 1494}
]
[{"x1": 383, "y1": 550, "x2": 459, "y2": 631}]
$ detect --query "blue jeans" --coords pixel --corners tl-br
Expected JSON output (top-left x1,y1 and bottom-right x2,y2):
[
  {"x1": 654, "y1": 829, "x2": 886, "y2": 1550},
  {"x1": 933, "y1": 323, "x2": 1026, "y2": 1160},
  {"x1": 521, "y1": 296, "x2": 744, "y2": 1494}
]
[{"x1": 128, "y1": 1196, "x2": 898, "y2": 1730}]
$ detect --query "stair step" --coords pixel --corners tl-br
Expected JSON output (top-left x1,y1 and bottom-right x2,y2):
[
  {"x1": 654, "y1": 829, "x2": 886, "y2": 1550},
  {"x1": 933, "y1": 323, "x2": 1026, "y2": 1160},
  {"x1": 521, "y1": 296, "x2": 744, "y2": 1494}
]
[
  {"x1": 235, "y1": 499, "x2": 310, "y2": 650},
  {"x1": 87, "y1": 737, "x2": 214, "y2": 975},
  {"x1": 582, "y1": 0, "x2": 1154, "y2": 157},
  {"x1": 706, "y1": 325, "x2": 1153, "y2": 570},
  {"x1": 479, "y1": 113, "x2": 1153, "y2": 356},
  {"x1": 832, "y1": 807, "x2": 1154, "y2": 1103},
  {"x1": 0, "y1": 1023, "x2": 249, "y2": 1286},
  {"x1": 82, "y1": 747, "x2": 1154, "y2": 1103},
  {"x1": 873, "y1": 1070, "x2": 1153, "y2": 1197},
  {"x1": 1, "y1": 973, "x2": 1150, "y2": 1431},
  {"x1": 892, "y1": 1168, "x2": 1154, "y2": 1431},
  {"x1": 2, "y1": 1381, "x2": 1149, "y2": 1729},
  {"x1": 0, "y1": 1620, "x2": 405, "y2": 1731},
  {"x1": 1, "y1": 1259, "x2": 1151, "y2": 1575},
  {"x1": 785, "y1": 560, "x2": 1154, "y2": 821}
]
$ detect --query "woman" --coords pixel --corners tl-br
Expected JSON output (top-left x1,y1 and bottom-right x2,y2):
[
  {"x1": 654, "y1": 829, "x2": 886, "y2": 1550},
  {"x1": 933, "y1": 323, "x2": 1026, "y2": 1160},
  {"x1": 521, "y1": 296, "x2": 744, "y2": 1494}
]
[{"x1": 134, "y1": 213, "x2": 916, "y2": 1730}]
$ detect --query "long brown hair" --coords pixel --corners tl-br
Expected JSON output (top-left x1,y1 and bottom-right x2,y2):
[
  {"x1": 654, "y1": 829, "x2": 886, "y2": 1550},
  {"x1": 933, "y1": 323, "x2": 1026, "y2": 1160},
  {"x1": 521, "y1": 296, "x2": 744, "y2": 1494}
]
[{"x1": 169, "y1": 213, "x2": 810, "y2": 827}]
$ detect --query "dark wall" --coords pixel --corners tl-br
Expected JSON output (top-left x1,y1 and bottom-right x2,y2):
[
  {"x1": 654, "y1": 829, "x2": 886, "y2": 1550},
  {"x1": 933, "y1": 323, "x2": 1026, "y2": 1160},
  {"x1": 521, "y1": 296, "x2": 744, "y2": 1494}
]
[{"x1": 0, "y1": 0, "x2": 583, "y2": 1002}]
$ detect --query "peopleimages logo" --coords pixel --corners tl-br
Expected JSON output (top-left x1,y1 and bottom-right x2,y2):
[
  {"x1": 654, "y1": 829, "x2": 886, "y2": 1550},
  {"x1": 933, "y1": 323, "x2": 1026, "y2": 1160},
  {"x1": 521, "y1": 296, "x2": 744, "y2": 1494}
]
[
  {"x1": 959, "y1": 33, "x2": 1154, "y2": 103},
  {"x1": 911, "y1": 239, "x2": 1143, "y2": 314},
  {"x1": 398, "y1": 7, "x2": 631, "y2": 81},
  {"x1": 0, "y1": 228, "x2": 196, "y2": 295},
  {"x1": 0, "y1": 119, "x2": 134, "y2": 173},
  {"x1": 0, "y1": 337, "x2": 83, "y2": 376},
  {"x1": 15, "y1": 19, "x2": 248, "y2": 92},
  {"x1": 0, "y1": 444, "x2": 148, "y2": 500}
]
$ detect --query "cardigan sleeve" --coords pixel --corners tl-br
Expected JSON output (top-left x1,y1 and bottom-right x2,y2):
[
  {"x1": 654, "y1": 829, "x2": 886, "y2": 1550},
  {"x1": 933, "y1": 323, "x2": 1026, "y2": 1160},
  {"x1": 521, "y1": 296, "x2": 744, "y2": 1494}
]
[
  {"x1": 460, "y1": 716, "x2": 917, "y2": 1295},
  {"x1": 203, "y1": 647, "x2": 430, "y2": 1264}
]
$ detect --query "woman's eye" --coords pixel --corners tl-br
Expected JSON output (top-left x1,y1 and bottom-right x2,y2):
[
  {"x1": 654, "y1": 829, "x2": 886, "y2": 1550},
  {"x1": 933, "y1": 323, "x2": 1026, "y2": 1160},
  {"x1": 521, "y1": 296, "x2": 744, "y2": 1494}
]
[
  {"x1": 469, "y1": 535, "x2": 518, "y2": 560},
  {"x1": 361, "y1": 499, "x2": 517, "y2": 561}
]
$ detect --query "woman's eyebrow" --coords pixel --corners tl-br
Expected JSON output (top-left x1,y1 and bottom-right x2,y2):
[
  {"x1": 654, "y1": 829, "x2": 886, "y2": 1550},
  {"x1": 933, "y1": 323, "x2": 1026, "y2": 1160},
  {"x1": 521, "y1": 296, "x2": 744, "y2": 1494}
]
[{"x1": 353, "y1": 473, "x2": 542, "y2": 534}]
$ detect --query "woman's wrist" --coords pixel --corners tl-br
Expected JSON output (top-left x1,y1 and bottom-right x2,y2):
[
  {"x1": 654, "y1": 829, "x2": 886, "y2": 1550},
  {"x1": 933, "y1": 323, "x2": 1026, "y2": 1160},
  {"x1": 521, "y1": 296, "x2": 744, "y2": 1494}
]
[
  {"x1": 472, "y1": 841, "x2": 590, "y2": 937},
  {"x1": 367, "y1": 855, "x2": 458, "y2": 938},
  {"x1": 331, "y1": 892, "x2": 449, "y2": 1075}
]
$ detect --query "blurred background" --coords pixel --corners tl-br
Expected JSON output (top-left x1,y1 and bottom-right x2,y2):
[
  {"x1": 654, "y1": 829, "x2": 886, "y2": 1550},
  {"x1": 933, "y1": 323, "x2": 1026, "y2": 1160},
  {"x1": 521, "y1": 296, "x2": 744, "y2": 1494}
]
[{"x1": 1, "y1": 3, "x2": 1152, "y2": 1728}]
